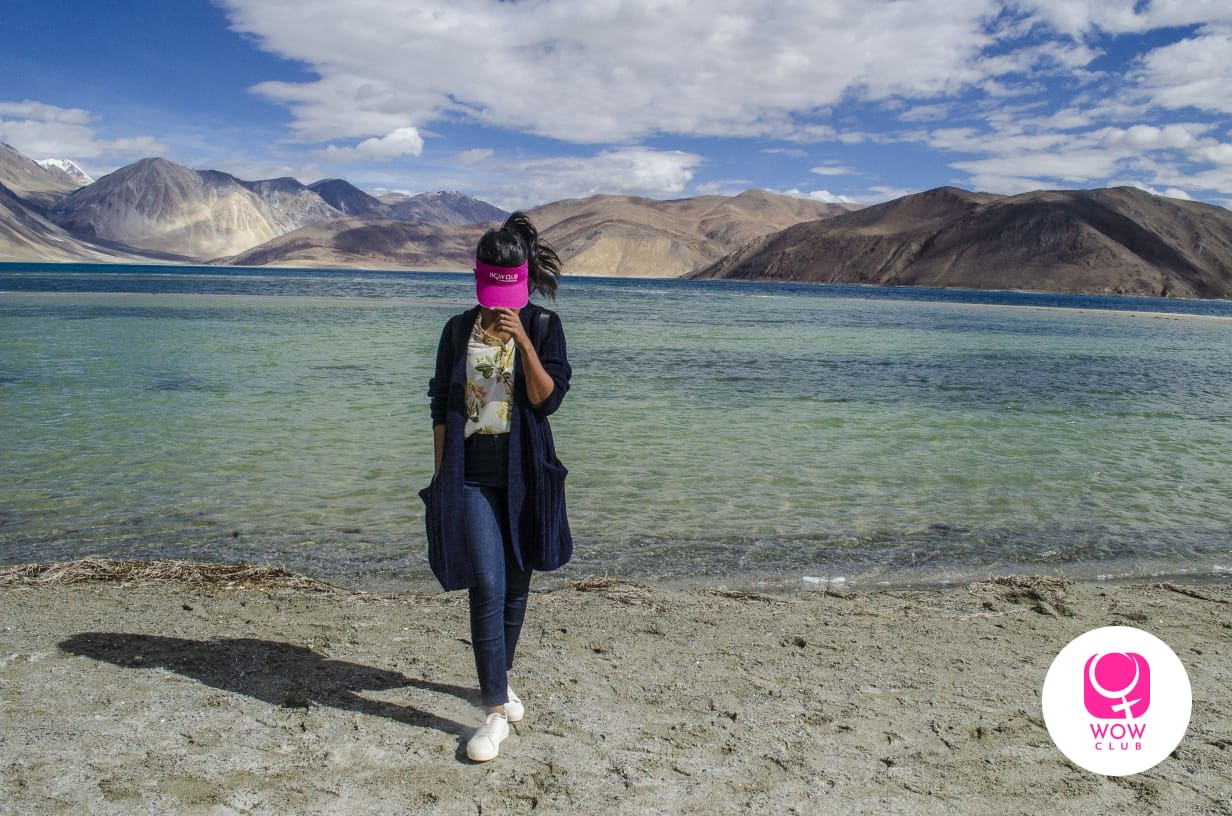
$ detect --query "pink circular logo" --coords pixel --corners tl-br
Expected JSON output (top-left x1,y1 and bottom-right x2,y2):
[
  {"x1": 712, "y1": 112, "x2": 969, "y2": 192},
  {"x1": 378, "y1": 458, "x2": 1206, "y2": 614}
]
[{"x1": 1042, "y1": 626, "x2": 1191, "y2": 776}]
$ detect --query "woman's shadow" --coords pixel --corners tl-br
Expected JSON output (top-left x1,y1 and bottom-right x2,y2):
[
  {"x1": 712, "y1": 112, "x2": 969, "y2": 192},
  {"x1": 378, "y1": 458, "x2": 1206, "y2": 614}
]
[{"x1": 59, "y1": 632, "x2": 474, "y2": 736}]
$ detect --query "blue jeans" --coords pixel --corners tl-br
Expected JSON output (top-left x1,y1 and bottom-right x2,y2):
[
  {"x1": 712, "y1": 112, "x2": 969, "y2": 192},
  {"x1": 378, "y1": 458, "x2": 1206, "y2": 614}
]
[{"x1": 463, "y1": 483, "x2": 532, "y2": 708}]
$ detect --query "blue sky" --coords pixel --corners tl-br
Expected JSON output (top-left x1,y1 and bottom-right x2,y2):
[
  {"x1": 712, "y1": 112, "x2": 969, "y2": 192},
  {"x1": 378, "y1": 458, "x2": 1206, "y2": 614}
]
[{"x1": 3, "y1": 1, "x2": 1232, "y2": 209}]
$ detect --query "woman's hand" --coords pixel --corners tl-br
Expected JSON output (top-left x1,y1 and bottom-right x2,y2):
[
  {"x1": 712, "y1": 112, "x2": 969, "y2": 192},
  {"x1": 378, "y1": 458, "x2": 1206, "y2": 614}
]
[{"x1": 491, "y1": 308, "x2": 531, "y2": 349}]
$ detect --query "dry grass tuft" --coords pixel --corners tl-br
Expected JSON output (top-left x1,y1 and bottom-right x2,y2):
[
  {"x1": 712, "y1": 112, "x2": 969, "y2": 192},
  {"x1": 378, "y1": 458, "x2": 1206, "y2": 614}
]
[
  {"x1": 988, "y1": 575, "x2": 1072, "y2": 591},
  {"x1": 566, "y1": 576, "x2": 658, "y2": 607},
  {"x1": 0, "y1": 559, "x2": 344, "y2": 593},
  {"x1": 1154, "y1": 582, "x2": 1232, "y2": 604},
  {"x1": 967, "y1": 575, "x2": 1073, "y2": 617},
  {"x1": 696, "y1": 587, "x2": 789, "y2": 605}
]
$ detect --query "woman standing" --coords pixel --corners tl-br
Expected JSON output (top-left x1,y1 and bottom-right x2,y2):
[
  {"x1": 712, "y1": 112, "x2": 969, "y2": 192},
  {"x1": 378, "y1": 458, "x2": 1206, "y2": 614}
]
[{"x1": 423, "y1": 212, "x2": 573, "y2": 762}]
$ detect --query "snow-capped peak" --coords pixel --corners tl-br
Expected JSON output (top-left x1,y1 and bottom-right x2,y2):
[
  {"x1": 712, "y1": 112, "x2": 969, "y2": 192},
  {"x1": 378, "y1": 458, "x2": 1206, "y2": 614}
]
[{"x1": 37, "y1": 158, "x2": 93, "y2": 187}]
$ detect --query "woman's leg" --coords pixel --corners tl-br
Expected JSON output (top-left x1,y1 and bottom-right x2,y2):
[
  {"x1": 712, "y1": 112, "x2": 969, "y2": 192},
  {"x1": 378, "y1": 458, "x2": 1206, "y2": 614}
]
[
  {"x1": 503, "y1": 544, "x2": 532, "y2": 671},
  {"x1": 463, "y1": 483, "x2": 526, "y2": 709}
]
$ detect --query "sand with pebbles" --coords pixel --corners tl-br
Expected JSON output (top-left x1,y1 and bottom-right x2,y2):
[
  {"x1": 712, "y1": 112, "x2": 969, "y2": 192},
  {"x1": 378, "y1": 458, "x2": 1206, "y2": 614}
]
[{"x1": 1, "y1": 567, "x2": 1230, "y2": 815}]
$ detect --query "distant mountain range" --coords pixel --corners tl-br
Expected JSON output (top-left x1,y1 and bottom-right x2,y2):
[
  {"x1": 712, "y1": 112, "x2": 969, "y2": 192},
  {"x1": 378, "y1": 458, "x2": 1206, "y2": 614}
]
[
  {"x1": 215, "y1": 189, "x2": 847, "y2": 272},
  {"x1": 0, "y1": 142, "x2": 851, "y2": 273},
  {"x1": 691, "y1": 186, "x2": 1232, "y2": 299},
  {"x1": 3, "y1": 141, "x2": 1231, "y2": 299},
  {"x1": 0, "y1": 143, "x2": 509, "y2": 263}
]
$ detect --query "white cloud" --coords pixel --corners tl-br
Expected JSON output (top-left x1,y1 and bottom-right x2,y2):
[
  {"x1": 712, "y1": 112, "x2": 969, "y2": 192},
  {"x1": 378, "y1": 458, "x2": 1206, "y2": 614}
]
[
  {"x1": 897, "y1": 104, "x2": 955, "y2": 123},
  {"x1": 205, "y1": 1, "x2": 1232, "y2": 203},
  {"x1": 975, "y1": 39, "x2": 1100, "y2": 75},
  {"x1": 0, "y1": 101, "x2": 93, "y2": 125},
  {"x1": 0, "y1": 99, "x2": 167, "y2": 167},
  {"x1": 220, "y1": 0, "x2": 1006, "y2": 145},
  {"x1": 695, "y1": 180, "x2": 752, "y2": 196},
  {"x1": 954, "y1": 150, "x2": 1121, "y2": 185},
  {"x1": 915, "y1": 106, "x2": 1232, "y2": 197},
  {"x1": 862, "y1": 185, "x2": 920, "y2": 203},
  {"x1": 762, "y1": 147, "x2": 808, "y2": 159},
  {"x1": 481, "y1": 148, "x2": 705, "y2": 209},
  {"x1": 1036, "y1": 107, "x2": 1096, "y2": 130},
  {"x1": 1193, "y1": 143, "x2": 1232, "y2": 166},
  {"x1": 355, "y1": 127, "x2": 425, "y2": 158},
  {"x1": 778, "y1": 187, "x2": 857, "y2": 204},
  {"x1": 320, "y1": 126, "x2": 424, "y2": 161},
  {"x1": 1138, "y1": 34, "x2": 1232, "y2": 116},
  {"x1": 452, "y1": 148, "x2": 493, "y2": 166},
  {"x1": 1009, "y1": 0, "x2": 1147, "y2": 37},
  {"x1": 953, "y1": 171, "x2": 1054, "y2": 194},
  {"x1": 1181, "y1": 170, "x2": 1232, "y2": 195},
  {"x1": 1110, "y1": 180, "x2": 1195, "y2": 200},
  {"x1": 810, "y1": 163, "x2": 855, "y2": 176},
  {"x1": 926, "y1": 127, "x2": 1070, "y2": 154},
  {"x1": 1096, "y1": 123, "x2": 1211, "y2": 151},
  {"x1": 1010, "y1": 0, "x2": 1232, "y2": 36}
]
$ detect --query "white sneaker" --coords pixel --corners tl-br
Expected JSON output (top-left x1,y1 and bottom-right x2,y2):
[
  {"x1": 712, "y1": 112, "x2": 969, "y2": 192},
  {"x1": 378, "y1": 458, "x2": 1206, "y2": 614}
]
[
  {"x1": 505, "y1": 685, "x2": 524, "y2": 723},
  {"x1": 466, "y1": 712, "x2": 509, "y2": 762}
]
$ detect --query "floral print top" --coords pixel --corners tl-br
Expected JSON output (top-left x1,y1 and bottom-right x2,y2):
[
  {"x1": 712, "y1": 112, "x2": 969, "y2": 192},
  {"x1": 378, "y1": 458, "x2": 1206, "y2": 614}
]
[{"x1": 464, "y1": 313, "x2": 517, "y2": 438}]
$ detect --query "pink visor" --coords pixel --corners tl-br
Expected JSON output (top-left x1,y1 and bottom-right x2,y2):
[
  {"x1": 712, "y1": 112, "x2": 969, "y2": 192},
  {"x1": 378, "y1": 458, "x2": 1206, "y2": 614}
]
[{"x1": 474, "y1": 260, "x2": 529, "y2": 308}]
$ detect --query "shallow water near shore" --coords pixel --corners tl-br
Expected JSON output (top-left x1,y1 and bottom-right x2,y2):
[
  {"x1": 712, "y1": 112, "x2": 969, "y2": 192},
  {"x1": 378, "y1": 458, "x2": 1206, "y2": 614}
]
[{"x1": 2, "y1": 263, "x2": 1231, "y2": 591}]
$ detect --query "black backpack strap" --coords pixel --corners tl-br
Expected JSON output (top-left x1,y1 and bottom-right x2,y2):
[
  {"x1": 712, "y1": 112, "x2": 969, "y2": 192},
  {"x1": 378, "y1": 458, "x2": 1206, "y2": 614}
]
[{"x1": 533, "y1": 309, "x2": 550, "y2": 351}]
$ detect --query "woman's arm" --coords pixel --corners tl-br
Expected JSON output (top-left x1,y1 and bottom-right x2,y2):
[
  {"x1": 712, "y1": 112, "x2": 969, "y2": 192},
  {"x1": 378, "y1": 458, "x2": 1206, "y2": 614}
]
[
  {"x1": 492, "y1": 308, "x2": 569, "y2": 410},
  {"x1": 428, "y1": 317, "x2": 454, "y2": 477},
  {"x1": 514, "y1": 334, "x2": 555, "y2": 406}
]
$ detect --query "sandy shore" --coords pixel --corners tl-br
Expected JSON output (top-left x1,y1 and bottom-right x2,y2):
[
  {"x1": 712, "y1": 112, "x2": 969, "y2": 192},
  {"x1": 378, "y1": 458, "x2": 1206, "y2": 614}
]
[{"x1": 1, "y1": 567, "x2": 1229, "y2": 815}]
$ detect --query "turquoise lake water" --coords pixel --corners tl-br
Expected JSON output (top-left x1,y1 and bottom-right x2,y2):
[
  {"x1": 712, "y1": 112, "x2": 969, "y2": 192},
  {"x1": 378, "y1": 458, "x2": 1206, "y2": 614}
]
[{"x1": 2, "y1": 264, "x2": 1231, "y2": 591}]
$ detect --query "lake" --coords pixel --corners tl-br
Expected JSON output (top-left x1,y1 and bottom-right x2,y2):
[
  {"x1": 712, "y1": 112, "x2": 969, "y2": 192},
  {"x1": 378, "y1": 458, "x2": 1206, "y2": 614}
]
[{"x1": 2, "y1": 263, "x2": 1231, "y2": 591}]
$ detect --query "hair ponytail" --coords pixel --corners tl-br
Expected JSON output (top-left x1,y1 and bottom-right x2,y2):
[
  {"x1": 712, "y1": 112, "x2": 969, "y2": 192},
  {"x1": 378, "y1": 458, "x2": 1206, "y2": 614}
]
[{"x1": 475, "y1": 211, "x2": 561, "y2": 301}]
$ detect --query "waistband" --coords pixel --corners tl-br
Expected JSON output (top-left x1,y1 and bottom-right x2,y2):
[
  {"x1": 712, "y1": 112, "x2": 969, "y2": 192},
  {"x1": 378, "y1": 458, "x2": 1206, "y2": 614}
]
[
  {"x1": 466, "y1": 432, "x2": 510, "y2": 447},
  {"x1": 464, "y1": 432, "x2": 509, "y2": 486}
]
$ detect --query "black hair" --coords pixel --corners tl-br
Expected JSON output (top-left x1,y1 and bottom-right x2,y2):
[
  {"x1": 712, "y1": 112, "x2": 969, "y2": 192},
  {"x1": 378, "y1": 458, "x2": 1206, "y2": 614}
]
[{"x1": 475, "y1": 211, "x2": 561, "y2": 301}]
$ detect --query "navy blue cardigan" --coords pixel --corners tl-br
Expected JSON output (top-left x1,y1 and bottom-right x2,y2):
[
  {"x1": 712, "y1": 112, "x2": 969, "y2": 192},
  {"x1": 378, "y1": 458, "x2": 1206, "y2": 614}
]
[{"x1": 423, "y1": 303, "x2": 572, "y2": 590}]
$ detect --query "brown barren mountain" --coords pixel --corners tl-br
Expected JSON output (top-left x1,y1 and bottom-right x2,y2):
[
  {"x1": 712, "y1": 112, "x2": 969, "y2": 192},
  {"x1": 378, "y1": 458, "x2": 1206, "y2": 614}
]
[
  {"x1": 50, "y1": 159, "x2": 345, "y2": 259},
  {"x1": 691, "y1": 186, "x2": 1232, "y2": 298},
  {"x1": 224, "y1": 217, "x2": 487, "y2": 270},
  {"x1": 0, "y1": 143, "x2": 83, "y2": 209},
  {"x1": 530, "y1": 189, "x2": 857, "y2": 277},
  {"x1": 0, "y1": 182, "x2": 150, "y2": 263},
  {"x1": 378, "y1": 191, "x2": 508, "y2": 225},
  {"x1": 226, "y1": 188, "x2": 853, "y2": 274}
]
